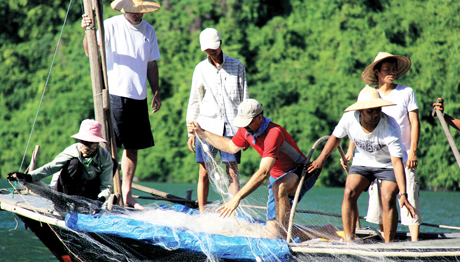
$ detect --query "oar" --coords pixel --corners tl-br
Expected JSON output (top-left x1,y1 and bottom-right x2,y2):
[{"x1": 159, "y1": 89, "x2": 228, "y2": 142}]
[
  {"x1": 432, "y1": 98, "x2": 460, "y2": 169},
  {"x1": 132, "y1": 195, "x2": 199, "y2": 208},
  {"x1": 131, "y1": 183, "x2": 200, "y2": 208},
  {"x1": 242, "y1": 204, "x2": 460, "y2": 231}
]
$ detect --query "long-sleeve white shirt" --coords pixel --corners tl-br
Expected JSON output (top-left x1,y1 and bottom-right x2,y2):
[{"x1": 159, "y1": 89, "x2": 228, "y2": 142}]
[{"x1": 186, "y1": 53, "x2": 248, "y2": 136}]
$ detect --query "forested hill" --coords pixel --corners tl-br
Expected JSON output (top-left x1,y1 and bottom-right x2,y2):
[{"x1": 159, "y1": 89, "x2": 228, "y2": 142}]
[{"x1": 1, "y1": 0, "x2": 459, "y2": 190}]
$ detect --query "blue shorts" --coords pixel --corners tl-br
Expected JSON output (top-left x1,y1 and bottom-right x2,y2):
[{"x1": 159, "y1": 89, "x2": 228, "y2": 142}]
[
  {"x1": 266, "y1": 165, "x2": 318, "y2": 221},
  {"x1": 349, "y1": 165, "x2": 396, "y2": 183},
  {"x1": 195, "y1": 134, "x2": 241, "y2": 163}
]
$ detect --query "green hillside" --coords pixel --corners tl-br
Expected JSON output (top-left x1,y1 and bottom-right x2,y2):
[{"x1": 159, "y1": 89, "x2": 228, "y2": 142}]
[{"x1": 1, "y1": 0, "x2": 460, "y2": 190}]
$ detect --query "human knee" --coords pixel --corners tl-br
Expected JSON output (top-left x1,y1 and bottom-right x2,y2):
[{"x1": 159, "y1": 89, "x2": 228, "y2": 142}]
[{"x1": 343, "y1": 187, "x2": 359, "y2": 202}]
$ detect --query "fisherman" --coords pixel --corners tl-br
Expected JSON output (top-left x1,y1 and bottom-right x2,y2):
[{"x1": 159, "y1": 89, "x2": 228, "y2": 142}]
[
  {"x1": 81, "y1": 0, "x2": 162, "y2": 209},
  {"x1": 186, "y1": 28, "x2": 249, "y2": 214},
  {"x1": 307, "y1": 86, "x2": 416, "y2": 243},
  {"x1": 433, "y1": 98, "x2": 460, "y2": 130},
  {"x1": 342, "y1": 52, "x2": 422, "y2": 241},
  {"x1": 187, "y1": 99, "x2": 330, "y2": 240},
  {"x1": 7, "y1": 119, "x2": 114, "y2": 202}
]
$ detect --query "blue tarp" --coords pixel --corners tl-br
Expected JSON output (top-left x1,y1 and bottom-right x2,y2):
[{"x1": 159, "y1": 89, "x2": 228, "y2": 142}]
[{"x1": 65, "y1": 204, "x2": 291, "y2": 261}]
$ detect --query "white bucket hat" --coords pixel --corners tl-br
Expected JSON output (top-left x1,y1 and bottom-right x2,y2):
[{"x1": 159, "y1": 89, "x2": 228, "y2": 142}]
[
  {"x1": 362, "y1": 52, "x2": 411, "y2": 85},
  {"x1": 111, "y1": 0, "x2": 160, "y2": 13},
  {"x1": 344, "y1": 86, "x2": 396, "y2": 112}
]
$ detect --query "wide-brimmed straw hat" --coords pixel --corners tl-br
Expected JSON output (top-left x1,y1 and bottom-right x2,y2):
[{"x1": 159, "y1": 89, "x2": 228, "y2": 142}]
[
  {"x1": 344, "y1": 86, "x2": 396, "y2": 112},
  {"x1": 71, "y1": 119, "x2": 107, "y2": 143},
  {"x1": 362, "y1": 52, "x2": 411, "y2": 85},
  {"x1": 111, "y1": 0, "x2": 160, "y2": 14}
]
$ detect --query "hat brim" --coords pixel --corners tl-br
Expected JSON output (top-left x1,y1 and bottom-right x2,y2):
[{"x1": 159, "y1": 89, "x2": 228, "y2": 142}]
[
  {"x1": 201, "y1": 41, "x2": 221, "y2": 51},
  {"x1": 233, "y1": 116, "x2": 252, "y2": 128},
  {"x1": 362, "y1": 55, "x2": 411, "y2": 85},
  {"x1": 344, "y1": 99, "x2": 396, "y2": 112},
  {"x1": 111, "y1": 0, "x2": 160, "y2": 13},
  {"x1": 71, "y1": 134, "x2": 107, "y2": 143}
]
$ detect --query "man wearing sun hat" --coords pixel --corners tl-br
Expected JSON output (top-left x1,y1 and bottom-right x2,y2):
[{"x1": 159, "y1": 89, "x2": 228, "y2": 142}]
[
  {"x1": 307, "y1": 86, "x2": 416, "y2": 243},
  {"x1": 342, "y1": 52, "x2": 422, "y2": 241},
  {"x1": 186, "y1": 28, "x2": 248, "y2": 214},
  {"x1": 186, "y1": 99, "x2": 338, "y2": 241},
  {"x1": 82, "y1": 0, "x2": 162, "y2": 209},
  {"x1": 7, "y1": 119, "x2": 114, "y2": 202}
]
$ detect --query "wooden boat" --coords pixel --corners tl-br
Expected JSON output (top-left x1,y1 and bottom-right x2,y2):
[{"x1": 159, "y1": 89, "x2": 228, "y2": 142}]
[{"x1": 2, "y1": 183, "x2": 460, "y2": 262}]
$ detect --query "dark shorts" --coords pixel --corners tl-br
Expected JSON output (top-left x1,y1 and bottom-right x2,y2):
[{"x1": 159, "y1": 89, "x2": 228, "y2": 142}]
[
  {"x1": 349, "y1": 165, "x2": 396, "y2": 183},
  {"x1": 266, "y1": 165, "x2": 318, "y2": 221},
  {"x1": 195, "y1": 135, "x2": 241, "y2": 163},
  {"x1": 111, "y1": 95, "x2": 154, "y2": 150}
]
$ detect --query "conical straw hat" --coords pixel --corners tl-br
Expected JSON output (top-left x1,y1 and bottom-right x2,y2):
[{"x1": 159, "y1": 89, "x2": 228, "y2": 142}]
[
  {"x1": 344, "y1": 86, "x2": 396, "y2": 112},
  {"x1": 111, "y1": 0, "x2": 160, "y2": 14},
  {"x1": 362, "y1": 52, "x2": 411, "y2": 85}
]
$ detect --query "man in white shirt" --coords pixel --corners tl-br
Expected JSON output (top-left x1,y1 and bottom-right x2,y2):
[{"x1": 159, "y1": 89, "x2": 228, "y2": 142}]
[
  {"x1": 82, "y1": 0, "x2": 162, "y2": 209},
  {"x1": 186, "y1": 28, "x2": 249, "y2": 214},
  {"x1": 307, "y1": 86, "x2": 415, "y2": 243}
]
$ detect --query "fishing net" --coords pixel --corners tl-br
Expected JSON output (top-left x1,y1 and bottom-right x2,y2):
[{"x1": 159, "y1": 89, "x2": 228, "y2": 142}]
[{"x1": 3, "y1": 133, "x2": 460, "y2": 261}]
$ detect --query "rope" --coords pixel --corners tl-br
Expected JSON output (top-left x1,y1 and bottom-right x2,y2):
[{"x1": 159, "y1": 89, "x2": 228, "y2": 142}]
[{"x1": 19, "y1": 0, "x2": 74, "y2": 172}]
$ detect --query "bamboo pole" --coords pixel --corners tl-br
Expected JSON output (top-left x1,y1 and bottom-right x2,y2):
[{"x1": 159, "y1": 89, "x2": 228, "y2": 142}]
[
  {"x1": 432, "y1": 98, "x2": 460, "y2": 170},
  {"x1": 82, "y1": 0, "x2": 122, "y2": 204},
  {"x1": 286, "y1": 136, "x2": 330, "y2": 243}
]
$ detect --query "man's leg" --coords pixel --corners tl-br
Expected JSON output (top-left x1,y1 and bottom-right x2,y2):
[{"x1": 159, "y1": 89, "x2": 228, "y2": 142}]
[
  {"x1": 380, "y1": 181, "x2": 398, "y2": 243},
  {"x1": 271, "y1": 173, "x2": 299, "y2": 239},
  {"x1": 225, "y1": 162, "x2": 240, "y2": 197},
  {"x1": 342, "y1": 174, "x2": 369, "y2": 242},
  {"x1": 403, "y1": 167, "x2": 421, "y2": 241},
  {"x1": 122, "y1": 148, "x2": 143, "y2": 209},
  {"x1": 197, "y1": 162, "x2": 209, "y2": 214}
]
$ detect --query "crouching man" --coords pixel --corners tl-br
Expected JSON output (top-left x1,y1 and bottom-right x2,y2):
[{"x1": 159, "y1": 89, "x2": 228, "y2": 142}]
[
  {"x1": 188, "y1": 99, "x2": 339, "y2": 240},
  {"x1": 8, "y1": 119, "x2": 114, "y2": 202}
]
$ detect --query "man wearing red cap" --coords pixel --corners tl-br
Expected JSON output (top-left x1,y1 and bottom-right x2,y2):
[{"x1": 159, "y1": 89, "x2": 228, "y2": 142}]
[
  {"x1": 7, "y1": 119, "x2": 114, "y2": 202},
  {"x1": 82, "y1": 0, "x2": 162, "y2": 209}
]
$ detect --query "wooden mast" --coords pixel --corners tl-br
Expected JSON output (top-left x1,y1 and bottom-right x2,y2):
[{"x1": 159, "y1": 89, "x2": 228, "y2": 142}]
[{"x1": 82, "y1": 0, "x2": 122, "y2": 204}]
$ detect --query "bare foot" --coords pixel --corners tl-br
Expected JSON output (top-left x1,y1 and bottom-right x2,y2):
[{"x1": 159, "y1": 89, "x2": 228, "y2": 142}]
[{"x1": 124, "y1": 195, "x2": 144, "y2": 210}]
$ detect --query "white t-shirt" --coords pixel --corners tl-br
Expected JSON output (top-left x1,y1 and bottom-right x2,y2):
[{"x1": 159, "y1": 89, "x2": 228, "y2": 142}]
[
  {"x1": 333, "y1": 111, "x2": 406, "y2": 168},
  {"x1": 103, "y1": 15, "x2": 161, "y2": 100},
  {"x1": 377, "y1": 84, "x2": 418, "y2": 151}
]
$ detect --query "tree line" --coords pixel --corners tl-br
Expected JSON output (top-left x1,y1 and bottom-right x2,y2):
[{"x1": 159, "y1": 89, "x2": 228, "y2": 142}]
[{"x1": 1, "y1": 0, "x2": 459, "y2": 190}]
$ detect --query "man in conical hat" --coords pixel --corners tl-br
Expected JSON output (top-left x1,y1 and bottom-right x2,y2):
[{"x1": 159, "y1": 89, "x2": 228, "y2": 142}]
[
  {"x1": 81, "y1": 0, "x2": 162, "y2": 209},
  {"x1": 307, "y1": 86, "x2": 415, "y2": 243}
]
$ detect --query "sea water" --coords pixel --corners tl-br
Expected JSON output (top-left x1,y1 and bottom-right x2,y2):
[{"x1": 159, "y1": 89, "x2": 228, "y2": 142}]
[{"x1": 0, "y1": 179, "x2": 459, "y2": 261}]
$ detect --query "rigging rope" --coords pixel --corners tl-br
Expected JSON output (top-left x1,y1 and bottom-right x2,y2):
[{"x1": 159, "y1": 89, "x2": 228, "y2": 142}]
[{"x1": 19, "y1": 0, "x2": 75, "y2": 172}]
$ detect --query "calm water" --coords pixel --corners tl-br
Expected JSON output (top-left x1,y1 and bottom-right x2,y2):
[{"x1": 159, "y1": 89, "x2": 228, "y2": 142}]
[{"x1": 0, "y1": 179, "x2": 459, "y2": 261}]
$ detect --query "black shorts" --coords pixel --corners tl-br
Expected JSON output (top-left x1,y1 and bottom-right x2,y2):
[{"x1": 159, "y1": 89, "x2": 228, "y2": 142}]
[
  {"x1": 349, "y1": 165, "x2": 396, "y2": 183},
  {"x1": 111, "y1": 95, "x2": 154, "y2": 150}
]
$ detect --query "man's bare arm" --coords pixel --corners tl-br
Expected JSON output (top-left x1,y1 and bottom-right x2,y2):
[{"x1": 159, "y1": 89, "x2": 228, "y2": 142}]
[
  {"x1": 187, "y1": 121, "x2": 242, "y2": 154},
  {"x1": 147, "y1": 60, "x2": 161, "y2": 113}
]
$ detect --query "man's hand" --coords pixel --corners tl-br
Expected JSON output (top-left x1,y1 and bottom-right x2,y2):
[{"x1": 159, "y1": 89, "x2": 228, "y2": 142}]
[
  {"x1": 187, "y1": 136, "x2": 196, "y2": 153},
  {"x1": 187, "y1": 121, "x2": 204, "y2": 136},
  {"x1": 7, "y1": 172, "x2": 32, "y2": 183},
  {"x1": 433, "y1": 98, "x2": 444, "y2": 113},
  {"x1": 81, "y1": 14, "x2": 92, "y2": 29},
  {"x1": 216, "y1": 196, "x2": 241, "y2": 218},
  {"x1": 340, "y1": 151, "x2": 353, "y2": 171},
  {"x1": 399, "y1": 194, "x2": 416, "y2": 218},
  {"x1": 406, "y1": 151, "x2": 418, "y2": 170},
  {"x1": 151, "y1": 92, "x2": 162, "y2": 113},
  {"x1": 306, "y1": 159, "x2": 324, "y2": 174}
]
